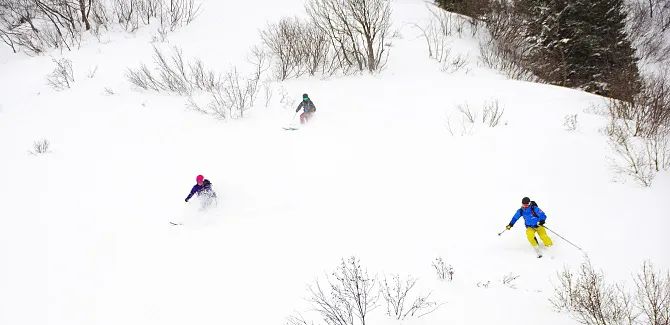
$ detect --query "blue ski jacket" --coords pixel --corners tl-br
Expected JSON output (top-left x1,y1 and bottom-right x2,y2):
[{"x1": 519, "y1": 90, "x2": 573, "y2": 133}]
[
  {"x1": 185, "y1": 179, "x2": 215, "y2": 202},
  {"x1": 509, "y1": 206, "x2": 547, "y2": 228}
]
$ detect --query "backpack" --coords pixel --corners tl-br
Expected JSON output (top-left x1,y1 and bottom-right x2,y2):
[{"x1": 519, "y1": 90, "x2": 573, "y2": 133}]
[{"x1": 519, "y1": 200, "x2": 539, "y2": 217}]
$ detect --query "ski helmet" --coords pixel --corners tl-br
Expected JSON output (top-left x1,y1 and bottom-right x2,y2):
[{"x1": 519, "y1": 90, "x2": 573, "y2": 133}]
[
  {"x1": 196, "y1": 175, "x2": 204, "y2": 183},
  {"x1": 302, "y1": 93, "x2": 309, "y2": 100},
  {"x1": 522, "y1": 197, "x2": 530, "y2": 204}
]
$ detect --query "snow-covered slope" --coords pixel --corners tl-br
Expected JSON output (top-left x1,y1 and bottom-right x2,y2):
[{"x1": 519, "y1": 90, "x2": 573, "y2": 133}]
[{"x1": 1, "y1": 1, "x2": 668, "y2": 324}]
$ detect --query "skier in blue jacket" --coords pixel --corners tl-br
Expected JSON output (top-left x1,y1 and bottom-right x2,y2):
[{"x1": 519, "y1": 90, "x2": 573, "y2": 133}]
[
  {"x1": 506, "y1": 197, "x2": 553, "y2": 248},
  {"x1": 185, "y1": 175, "x2": 217, "y2": 207}
]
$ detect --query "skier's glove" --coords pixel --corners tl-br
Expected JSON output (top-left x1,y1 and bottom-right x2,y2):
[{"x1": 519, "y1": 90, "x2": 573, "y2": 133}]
[
  {"x1": 539, "y1": 220, "x2": 545, "y2": 226},
  {"x1": 506, "y1": 225, "x2": 512, "y2": 230},
  {"x1": 185, "y1": 198, "x2": 189, "y2": 202}
]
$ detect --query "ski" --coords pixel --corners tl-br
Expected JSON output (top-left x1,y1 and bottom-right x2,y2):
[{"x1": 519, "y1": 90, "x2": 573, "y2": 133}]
[
  {"x1": 283, "y1": 127, "x2": 299, "y2": 131},
  {"x1": 169, "y1": 221, "x2": 182, "y2": 226}
]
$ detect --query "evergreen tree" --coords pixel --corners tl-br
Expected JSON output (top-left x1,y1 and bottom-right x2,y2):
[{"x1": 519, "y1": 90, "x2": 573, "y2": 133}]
[{"x1": 520, "y1": 0, "x2": 640, "y2": 100}]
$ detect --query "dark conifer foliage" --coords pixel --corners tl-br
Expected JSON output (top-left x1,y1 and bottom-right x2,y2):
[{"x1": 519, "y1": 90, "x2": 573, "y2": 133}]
[{"x1": 520, "y1": 0, "x2": 640, "y2": 100}]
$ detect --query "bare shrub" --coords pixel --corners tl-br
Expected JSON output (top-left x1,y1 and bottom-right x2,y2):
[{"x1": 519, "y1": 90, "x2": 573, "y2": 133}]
[
  {"x1": 482, "y1": 100, "x2": 504, "y2": 127},
  {"x1": 285, "y1": 312, "x2": 314, "y2": 325},
  {"x1": 29, "y1": 139, "x2": 51, "y2": 155},
  {"x1": 47, "y1": 58, "x2": 75, "y2": 90},
  {"x1": 414, "y1": 6, "x2": 471, "y2": 73},
  {"x1": 87, "y1": 65, "x2": 98, "y2": 79},
  {"x1": 502, "y1": 273, "x2": 520, "y2": 289},
  {"x1": 551, "y1": 260, "x2": 636, "y2": 325},
  {"x1": 380, "y1": 274, "x2": 441, "y2": 319},
  {"x1": 477, "y1": 1, "x2": 538, "y2": 81},
  {"x1": 634, "y1": 261, "x2": 670, "y2": 325},
  {"x1": 127, "y1": 46, "x2": 220, "y2": 95},
  {"x1": 477, "y1": 280, "x2": 491, "y2": 288},
  {"x1": 308, "y1": 257, "x2": 378, "y2": 325},
  {"x1": 553, "y1": 260, "x2": 670, "y2": 325},
  {"x1": 607, "y1": 119, "x2": 657, "y2": 187},
  {"x1": 564, "y1": 114, "x2": 579, "y2": 132},
  {"x1": 458, "y1": 103, "x2": 476, "y2": 123},
  {"x1": 606, "y1": 74, "x2": 670, "y2": 186},
  {"x1": 261, "y1": 17, "x2": 314, "y2": 80},
  {"x1": 306, "y1": 0, "x2": 392, "y2": 73},
  {"x1": 445, "y1": 113, "x2": 474, "y2": 136},
  {"x1": 432, "y1": 257, "x2": 454, "y2": 281}
]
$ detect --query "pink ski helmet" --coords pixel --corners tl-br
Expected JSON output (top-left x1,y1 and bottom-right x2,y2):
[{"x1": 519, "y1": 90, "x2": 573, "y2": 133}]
[{"x1": 196, "y1": 175, "x2": 204, "y2": 184}]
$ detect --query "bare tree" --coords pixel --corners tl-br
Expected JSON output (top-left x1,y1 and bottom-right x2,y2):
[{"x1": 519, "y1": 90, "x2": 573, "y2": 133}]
[
  {"x1": 46, "y1": 57, "x2": 74, "y2": 90},
  {"x1": 380, "y1": 274, "x2": 441, "y2": 320},
  {"x1": 306, "y1": 0, "x2": 392, "y2": 73},
  {"x1": 308, "y1": 257, "x2": 378, "y2": 325},
  {"x1": 634, "y1": 261, "x2": 670, "y2": 325}
]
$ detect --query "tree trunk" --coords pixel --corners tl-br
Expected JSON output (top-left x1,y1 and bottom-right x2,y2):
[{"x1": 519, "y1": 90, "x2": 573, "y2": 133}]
[{"x1": 79, "y1": 0, "x2": 91, "y2": 30}]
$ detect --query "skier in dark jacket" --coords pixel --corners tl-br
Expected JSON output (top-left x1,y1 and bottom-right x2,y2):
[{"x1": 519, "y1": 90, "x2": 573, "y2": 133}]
[
  {"x1": 296, "y1": 93, "x2": 316, "y2": 124},
  {"x1": 185, "y1": 175, "x2": 217, "y2": 207}
]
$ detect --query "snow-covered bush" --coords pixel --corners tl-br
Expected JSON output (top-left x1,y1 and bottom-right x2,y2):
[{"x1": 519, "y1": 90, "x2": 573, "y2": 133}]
[
  {"x1": 563, "y1": 114, "x2": 578, "y2": 132},
  {"x1": 29, "y1": 139, "x2": 50, "y2": 155},
  {"x1": 380, "y1": 274, "x2": 441, "y2": 319},
  {"x1": 46, "y1": 58, "x2": 74, "y2": 90}
]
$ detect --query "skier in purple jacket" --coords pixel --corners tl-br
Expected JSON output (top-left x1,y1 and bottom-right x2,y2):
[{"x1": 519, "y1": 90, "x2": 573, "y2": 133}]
[{"x1": 185, "y1": 175, "x2": 217, "y2": 207}]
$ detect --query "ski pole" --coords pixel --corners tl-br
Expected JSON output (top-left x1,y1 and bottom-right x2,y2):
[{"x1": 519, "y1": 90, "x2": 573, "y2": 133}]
[
  {"x1": 497, "y1": 228, "x2": 507, "y2": 236},
  {"x1": 543, "y1": 226, "x2": 584, "y2": 252}
]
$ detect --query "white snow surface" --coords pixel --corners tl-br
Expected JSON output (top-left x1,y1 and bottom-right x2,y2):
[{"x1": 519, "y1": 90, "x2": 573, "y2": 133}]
[{"x1": 1, "y1": 1, "x2": 668, "y2": 324}]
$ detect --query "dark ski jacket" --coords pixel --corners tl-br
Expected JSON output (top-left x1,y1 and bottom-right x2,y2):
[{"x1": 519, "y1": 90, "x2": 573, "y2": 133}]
[
  {"x1": 185, "y1": 179, "x2": 215, "y2": 202},
  {"x1": 296, "y1": 99, "x2": 316, "y2": 113}
]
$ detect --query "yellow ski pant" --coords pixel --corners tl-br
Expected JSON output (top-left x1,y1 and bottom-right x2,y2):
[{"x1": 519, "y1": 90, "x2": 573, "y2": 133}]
[{"x1": 526, "y1": 226, "x2": 553, "y2": 247}]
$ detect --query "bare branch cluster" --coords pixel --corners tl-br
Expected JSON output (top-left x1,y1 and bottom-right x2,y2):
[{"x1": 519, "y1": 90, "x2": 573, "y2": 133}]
[
  {"x1": 308, "y1": 257, "x2": 378, "y2": 325},
  {"x1": 501, "y1": 273, "x2": 520, "y2": 289},
  {"x1": 381, "y1": 274, "x2": 441, "y2": 320},
  {"x1": 626, "y1": 0, "x2": 670, "y2": 67},
  {"x1": 606, "y1": 73, "x2": 670, "y2": 186},
  {"x1": 260, "y1": 17, "x2": 330, "y2": 80},
  {"x1": 127, "y1": 46, "x2": 219, "y2": 94},
  {"x1": 128, "y1": 46, "x2": 262, "y2": 119},
  {"x1": 0, "y1": 0, "x2": 200, "y2": 54},
  {"x1": 432, "y1": 257, "x2": 454, "y2": 281},
  {"x1": 261, "y1": 0, "x2": 392, "y2": 79},
  {"x1": 413, "y1": 6, "x2": 470, "y2": 74},
  {"x1": 306, "y1": 0, "x2": 392, "y2": 74},
  {"x1": 563, "y1": 114, "x2": 578, "y2": 132},
  {"x1": 552, "y1": 259, "x2": 670, "y2": 325},
  {"x1": 29, "y1": 138, "x2": 51, "y2": 155},
  {"x1": 477, "y1": 1, "x2": 537, "y2": 81},
  {"x1": 46, "y1": 57, "x2": 74, "y2": 90}
]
